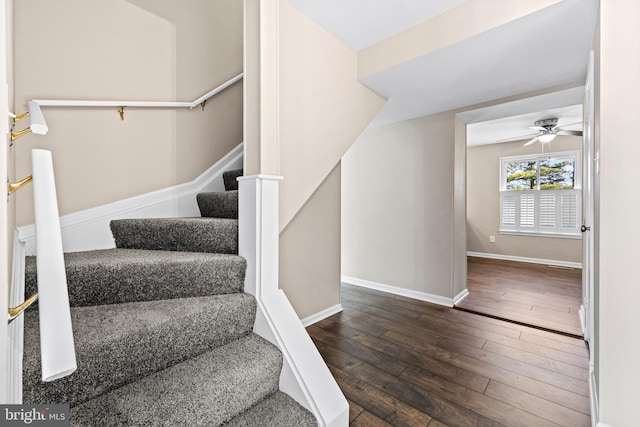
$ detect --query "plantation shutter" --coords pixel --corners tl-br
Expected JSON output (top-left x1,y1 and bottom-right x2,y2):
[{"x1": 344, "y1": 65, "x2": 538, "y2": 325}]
[
  {"x1": 519, "y1": 193, "x2": 536, "y2": 228},
  {"x1": 559, "y1": 191, "x2": 581, "y2": 234},
  {"x1": 539, "y1": 192, "x2": 556, "y2": 230},
  {"x1": 499, "y1": 189, "x2": 581, "y2": 236},
  {"x1": 500, "y1": 193, "x2": 517, "y2": 231}
]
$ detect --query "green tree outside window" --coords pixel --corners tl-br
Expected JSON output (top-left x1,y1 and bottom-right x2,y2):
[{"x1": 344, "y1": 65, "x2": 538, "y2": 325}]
[{"x1": 506, "y1": 157, "x2": 575, "y2": 190}]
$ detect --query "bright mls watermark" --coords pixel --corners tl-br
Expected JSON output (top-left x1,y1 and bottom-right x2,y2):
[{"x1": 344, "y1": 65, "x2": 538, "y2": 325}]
[{"x1": 1, "y1": 405, "x2": 69, "y2": 426}]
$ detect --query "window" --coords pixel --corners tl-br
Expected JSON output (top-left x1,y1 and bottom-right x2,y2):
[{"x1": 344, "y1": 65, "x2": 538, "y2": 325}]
[{"x1": 499, "y1": 151, "x2": 581, "y2": 238}]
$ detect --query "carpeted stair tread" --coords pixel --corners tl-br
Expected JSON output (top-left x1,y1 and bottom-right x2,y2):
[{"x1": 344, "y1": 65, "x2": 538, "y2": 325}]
[
  {"x1": 23, "y1": 293, "x2": 256, "y2": 407},
  {"x1": 25, "y1": 249, "x2": 246, "y2": 307},
  {"x1": 70, "y1": 333, "x2": 282, "y2": 427},
  {"x1": 197, "y1": 190, "x2": 238, "y2": 219},
  {"x1": 223, "y1": 169, "x2": 243, "y2": 191},
  {"x1": 223, "y1": 391, "x2": 317, "y2": 427},
  {"x1": 111, "y1": 217, "x2": 238, "y2": 254}
]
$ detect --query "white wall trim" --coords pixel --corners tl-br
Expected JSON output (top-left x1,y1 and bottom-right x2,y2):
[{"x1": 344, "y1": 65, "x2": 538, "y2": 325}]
[
  {"x1": 590, "y1": 364, "x2": 600, "y2": 427},
  {"x1": 301, "y1": 304, "x2": 343, "y2": 327},
  {"x1": 16, "y1": 143, "x2": 244, "y2": 255},
  {"x1": 498, "y1": 230, "x2": 582, "y2": 240},
  {"x1": 8, "y1": 232, "x2": 26, "y2": 403},
  {"x1": 453, "y1": 288, "x2": 469, "y2": 305},
  {"x1": 467, "y1": 251, "x2": 582, "y2": 269},
  {"x1": 579, "y1": 304, "x2": 587, "y2": 336},
  {"x1": 239, "y1": 176, "x2": 348, "y2": 427},
  {"x1": 341, "y1": 276, "x2": 455, "y2": 308}
]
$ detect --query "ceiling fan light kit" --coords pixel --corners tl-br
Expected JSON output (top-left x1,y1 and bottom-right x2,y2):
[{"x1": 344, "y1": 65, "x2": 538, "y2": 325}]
[{"x1": 537, "y1": 133, "x2": 556, "y2": 143}]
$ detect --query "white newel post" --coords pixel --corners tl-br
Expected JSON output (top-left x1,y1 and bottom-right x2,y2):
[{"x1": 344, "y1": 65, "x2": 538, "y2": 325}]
[
  {"x1": 238, "y1": 175, "x2": 348, "y2": 427},
  {"x1": 238, "y1": 175, "x2": 281, "y2": 298}
]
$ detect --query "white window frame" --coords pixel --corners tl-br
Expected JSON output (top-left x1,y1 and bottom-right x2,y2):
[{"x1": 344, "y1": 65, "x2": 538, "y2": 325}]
[{"x1": 499, "y1": 151, "x2": 582, "y2": 239}]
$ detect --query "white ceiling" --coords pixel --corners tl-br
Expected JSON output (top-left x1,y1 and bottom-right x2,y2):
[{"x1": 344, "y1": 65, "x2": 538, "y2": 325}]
[
  {"x1": 287, "y1": 0, "x2": 466, "y2": 51},
  {"x1": 466, "y1": 104, "x2": 583, "y2": 147},
  {"x1": 461, "y1": 86, "x2": 585, "y2": 146},
  {"x1": 289, "y1": 0, "x2": 599, "y2": 131},
  {"x1": 362, "y1": 0, "x2": 598, "y2": 126}
]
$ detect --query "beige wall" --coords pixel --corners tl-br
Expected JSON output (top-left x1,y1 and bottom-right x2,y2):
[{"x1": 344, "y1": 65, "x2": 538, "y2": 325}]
[
  {"x1": 13, "y1": 0, "x2": 242, "y2": 226},
  {"x1": 242, "y1": 0, "x2": 385, "y2": 318},
  {"x1": 342, "y1": 112, "x2": 456, "y2": 299},
  {"x1": 127, "y1": 0, "x2": 243, "y2": 184},
  {"x1": 242, "y1": 0, "x2": 261, "y2": 176},
  {"x1": 280, "y1": 163, "x2": 341, "y2": 320},
  {"x1": 278, "y1": 0, "x2": 386, "y2": 231},
  {"x1": 467, "y1": 136, "x2": 583, "y2": 263},
  {"x1": 596, "y1": 1, "x2": 640, "y2": 425}
]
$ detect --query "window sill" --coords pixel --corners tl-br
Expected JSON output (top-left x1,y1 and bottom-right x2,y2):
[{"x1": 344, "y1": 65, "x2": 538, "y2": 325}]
[{"x1": 499, "y1": 230, "x2": 582, "y2": 240}]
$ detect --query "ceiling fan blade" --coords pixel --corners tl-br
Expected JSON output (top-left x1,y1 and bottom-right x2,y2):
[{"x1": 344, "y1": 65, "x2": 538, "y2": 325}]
[
  {"x1": 496, "y1": 133, "x2": 539, "y2": 143},
  {"x1": 557, "y1": 130, "x2": 583, "y2": 136},
  {"x1": 523, "y1": 136, "x2": 539, "y2": 146},
  {"x1": 528, "y1": 126, "x2": 547, "y2": 131},
  {"x1": 559, "y1": 121, "x2": 583, "y2": 128}
]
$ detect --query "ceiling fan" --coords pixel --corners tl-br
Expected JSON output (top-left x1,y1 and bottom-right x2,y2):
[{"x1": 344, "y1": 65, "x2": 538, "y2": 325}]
[{"x1": 499, "y1": 118, "x2": 583, "y2": 146}]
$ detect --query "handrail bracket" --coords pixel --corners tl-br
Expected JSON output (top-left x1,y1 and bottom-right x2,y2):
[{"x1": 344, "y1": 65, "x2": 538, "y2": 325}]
[
  {"x1": 8, "y1": 294, "x2": 38, "y2": 324},
  {"x1": 8, "y1": 175, "x2": 33, "y2": 195}
]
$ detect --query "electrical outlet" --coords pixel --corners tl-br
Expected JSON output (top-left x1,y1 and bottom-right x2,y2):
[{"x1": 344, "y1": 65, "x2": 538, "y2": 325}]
[{"x1": 489, "y1": 235, "x2": 496, "y2": 243}]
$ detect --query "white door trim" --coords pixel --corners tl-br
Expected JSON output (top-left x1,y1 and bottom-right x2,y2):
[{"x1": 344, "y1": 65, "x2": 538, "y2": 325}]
[
  {"x1": 1, "y1": 0, "x2": 11, "y2": 404},
  {"x1": 582, "y1": 50, "x2": 595, "y2": 345}
]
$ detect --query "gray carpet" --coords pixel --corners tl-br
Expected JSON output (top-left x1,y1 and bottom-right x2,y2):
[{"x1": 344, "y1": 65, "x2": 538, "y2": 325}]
[
  {"x1": 22, "y1": 167, "x2": 316, "y2": 425},
  {"x1": 111, "y1": 217, "x2": 238, "y2": 254},
  {"x1": 25, "y1": 249, "x2": 246, "y2": 307},
  {"x1": 197, "y1": 190, "x2": 238, "y2": 219},
  {"x1": 223, "y1": 169, "x2": 243, "y2": 191},
  {"x1": 224, "y1": 391, "x2": 317, "y2": 427},
  {"x1": 70, "y1": 334, "x2": 282, "y2": 427},
  {"x1": 23, "y1": 294, "x2": 257, "y2": 407}
]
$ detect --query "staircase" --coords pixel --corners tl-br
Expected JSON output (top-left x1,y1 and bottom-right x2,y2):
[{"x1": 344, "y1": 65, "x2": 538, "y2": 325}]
[{"x1": 21, "y1": 169, "x2": 317, "y2": 426}]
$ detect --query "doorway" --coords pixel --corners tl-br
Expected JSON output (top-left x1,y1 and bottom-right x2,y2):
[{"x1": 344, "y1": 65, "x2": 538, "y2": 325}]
[{"x1": 460, "y1": 97, "x2": 588, "y2": 337}]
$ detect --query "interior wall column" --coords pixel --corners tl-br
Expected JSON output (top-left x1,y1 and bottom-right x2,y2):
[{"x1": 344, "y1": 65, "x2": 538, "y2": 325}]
[
  {"x1": 243, "y1": 0, "x2": 280, "y2": 176},
  {"x1": 452, "y1": 116, "x2": 468, "y2": 301}
]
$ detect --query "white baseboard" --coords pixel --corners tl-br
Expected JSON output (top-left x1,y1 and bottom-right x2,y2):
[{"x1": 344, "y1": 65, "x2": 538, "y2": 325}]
[
  {"x1": 341, "y1": 276, "x2": 455, "y2": 308},
  {"x1": 579, "y1": 304, "x2": 587, "y2": 336},
  {"x1": 301, "y1": 304, "x2": 343, "y2": 327},
  {"x1": 467, "y1": 251, "x2": 582, "y2": 269},
  {"x1": 16, "y1": 143, "x2": 244, "y2": 255},
  {"x1": 453, "y1": 288, "x2": 469, "y2": 305}
]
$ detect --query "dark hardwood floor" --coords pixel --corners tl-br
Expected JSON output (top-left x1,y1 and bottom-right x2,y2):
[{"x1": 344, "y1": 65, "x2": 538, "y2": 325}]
[
  {"x1": 308, "y1": 283, "x2": 590, "y2": 427},
  {"x1": 458, "y1": 257, "x2": 583, "y2": 336}
]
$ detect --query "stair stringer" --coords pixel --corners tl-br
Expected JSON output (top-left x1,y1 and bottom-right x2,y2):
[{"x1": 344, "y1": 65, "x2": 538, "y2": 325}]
[{"x1": 239, "y1": 175, "x2": 349, "y2": 427}]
